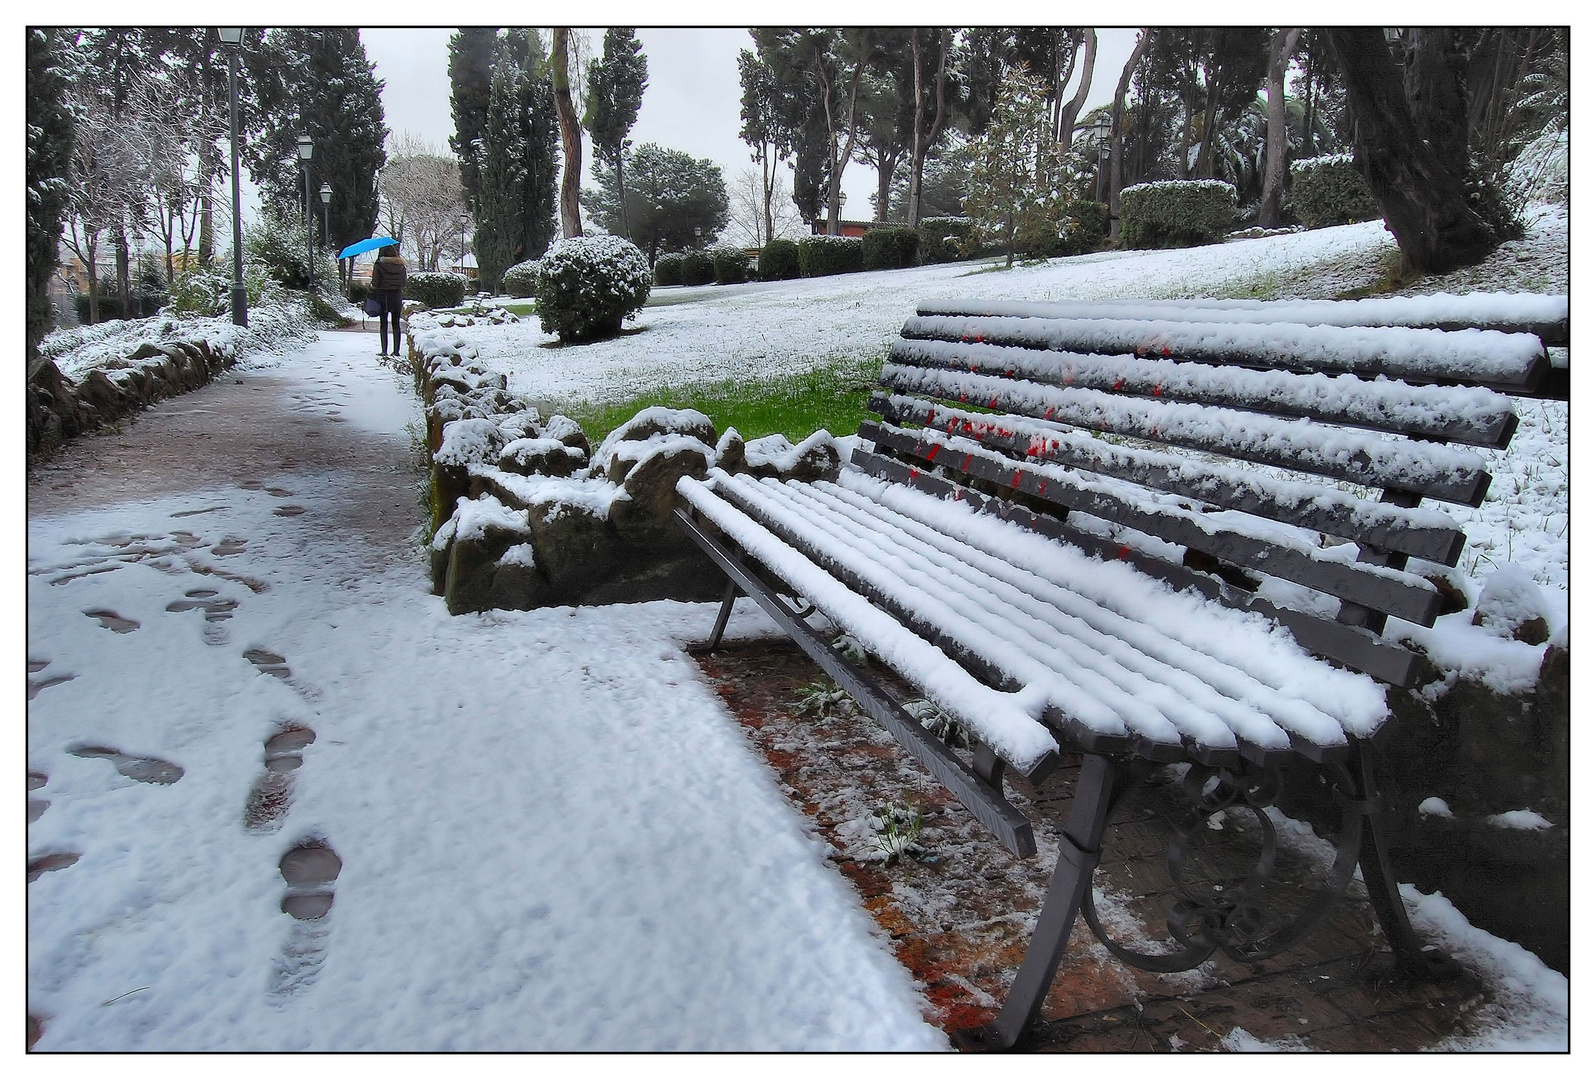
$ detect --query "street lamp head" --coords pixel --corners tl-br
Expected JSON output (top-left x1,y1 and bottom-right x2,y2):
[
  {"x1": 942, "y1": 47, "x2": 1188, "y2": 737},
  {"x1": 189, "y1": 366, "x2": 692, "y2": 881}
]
[
  {"x1": 297, "y1": 134, "x2": 313, "y2": 161},
  {"x1": 217, "y1": 27, "x2": 244, "y2": 47},
  {"x1": 319, "y1": 182, "x2": 333, "y2": 205}
]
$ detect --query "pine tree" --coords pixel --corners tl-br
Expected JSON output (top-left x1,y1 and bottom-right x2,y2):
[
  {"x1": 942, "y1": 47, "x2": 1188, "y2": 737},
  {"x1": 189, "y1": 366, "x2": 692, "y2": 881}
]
[
  {"x1": 448, "y1": 27, "x2": 498, "y2": 212},
  {"x1": 506, "y1": 30, "x2": 560, "y2": 264},
  {"x1": 474, "y1": 37, "x2": 528, "y2": 294},
  {"x1": 584, "y1": 28, "x2": 648, "y2": 237},
  {"x1": 27, "y1": 28, "x2": 75, "y2": 359}
]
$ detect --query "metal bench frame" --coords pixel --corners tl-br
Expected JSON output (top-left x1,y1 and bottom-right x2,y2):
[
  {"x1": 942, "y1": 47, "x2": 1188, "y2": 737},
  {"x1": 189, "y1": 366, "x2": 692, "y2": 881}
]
[{"x1": 675, "y1": 295, "x2": 1563, "y2": 1050}]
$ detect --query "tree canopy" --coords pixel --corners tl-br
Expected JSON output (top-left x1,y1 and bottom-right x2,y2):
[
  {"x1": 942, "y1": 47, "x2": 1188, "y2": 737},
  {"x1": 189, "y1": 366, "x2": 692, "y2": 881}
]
[{"x1": 586, "y1": 142, "x2": 728, "y2": 264}]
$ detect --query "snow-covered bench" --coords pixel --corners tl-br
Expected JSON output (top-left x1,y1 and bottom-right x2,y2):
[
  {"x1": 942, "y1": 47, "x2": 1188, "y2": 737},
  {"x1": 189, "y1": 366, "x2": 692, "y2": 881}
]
[{"x1": 672, "y1": 292, "x2": 1565, "y2": 1049}]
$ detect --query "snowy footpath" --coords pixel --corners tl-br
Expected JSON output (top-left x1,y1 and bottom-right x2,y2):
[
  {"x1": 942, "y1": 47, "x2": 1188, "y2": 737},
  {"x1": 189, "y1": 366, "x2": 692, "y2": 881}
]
[{"x1": 25, "y1": 331, "x2": 947, "y2": 1051}]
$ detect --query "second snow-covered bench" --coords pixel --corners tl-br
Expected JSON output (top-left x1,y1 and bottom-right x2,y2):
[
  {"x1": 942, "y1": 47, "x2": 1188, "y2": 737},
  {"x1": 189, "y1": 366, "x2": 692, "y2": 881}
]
[{"x1": 673, "y1": 292, "x2": 1564, "y2": 1049}]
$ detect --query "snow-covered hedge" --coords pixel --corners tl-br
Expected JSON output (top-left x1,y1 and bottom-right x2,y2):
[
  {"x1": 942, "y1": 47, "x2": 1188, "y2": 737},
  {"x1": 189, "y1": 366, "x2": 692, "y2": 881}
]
[
  {"x1": 501, "y1": 260, "x2": 540, "y2": 298},
  {"x1": 532, "y1": 234, "x2": 653, "y2": 343},
  {"x1": 757, "y1": 239, "x2": 801, "y2": 280},
  {"x1": 1120, "y1": 179, "x2": 1238, "y2": 249},
  {"x1": 405, "y1": 271, "x2": 469, "y2": 309},
  {"x1": 681, "y1": 250, "x2": 716, "y2": 286},
  {"x1": 862, "y1": 227, "x2": 920, "y2": 271},
  {"x1": 713, "y1": 247, "x2": 753, "y2": 285},
  {"x1": 798, "y1": 234, "x2": 864, "y2": 277},
  {"x1": 1289, "y1": 153, "x2": 1382, "y2": 229},
  {"x1": 653, "y1": 252, "x2": 685, "y2": 286},
  {"x1": 918, "y1": 217, "x2": 975, "y2": 264}
]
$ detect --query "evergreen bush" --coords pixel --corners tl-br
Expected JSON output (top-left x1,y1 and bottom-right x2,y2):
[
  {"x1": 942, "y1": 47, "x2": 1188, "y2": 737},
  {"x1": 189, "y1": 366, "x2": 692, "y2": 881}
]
[
  {"x1": 245, "y1": 214, "x2": 317, "y2": 289},
  {"x1": 1119, "y1": 179, "x2": 1239, "y2": 248},
  {"x1": 653, "y1": 252, "x2": 685, "y2": 286},
  {"x1": 862, "y1": 227, "x2": 920, "y2": 270},
  {"x1": 758, "y1": 239, "x2": 801, "y2": 280},
  {"x1": 405, "y1": 272, "x2": 469, "y2": 309},
  {"x1": 680, "y1": 250, "x2": 716, "y2": 286},
  {"x1": 917, "y1": 216, "x2": 975, "y2": 263},
  {"x1": 501, "y1": 259, "x2": 541, "y2": 298},
  {"x1": 347, "y1": 278, "x2": 371, "y2": 304},
  {"x1": 533, "y1": 234, "x2": 652, "y2": 344},
  {"x1": 1063, "y1": 201, "x2": 1109, "y2": 254},
  {"x1": 712, "y1": 247, "x2": 752, "y2": 284},
  {"x1": 1289, "y1": 154, "x2": 1382, "y2": 228},
  {"x1": 797, "y1": 234, "x2": 864, "y2": 277}
]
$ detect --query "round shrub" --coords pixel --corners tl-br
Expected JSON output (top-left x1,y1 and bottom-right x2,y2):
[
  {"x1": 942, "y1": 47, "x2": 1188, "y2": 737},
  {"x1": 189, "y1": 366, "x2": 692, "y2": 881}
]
[
  {"x1": 1119, "y1": 180, "x2": 1238, "y2": 249},
  {"x1": 680, "y1": 250, "x2": 716, "y2": 286},
  {"x1": 501, "y1": 259, "x2": 540, "y2": 298},
  {"x1": 653, "y1": 252, "x2": 685, "y2": 286},
  {"x1": 405, "y1": 271, "x2": 469, "y2": 309},
  {"x1": 712, "y1": 247, "x2": 752, "y2": 285},
  {"x1": 1052, "y1": 201, "x2": 1109, "y2": 257},
  {"x1": 1289, "y1": 153, "x2": 1382, "y2": 229},
  {"x1": 533, "y1": 234, "x2": 652, "y2": 344},
  {"x1": 758, "y1": 239, "x2": 801, "y2": 280},
  {"x1": 917, "y1": 216, "x2": 975, "y2": 264},
  {"x1": 797, "y1": 234, "x2": 864, "y2": 277},
  {"x1": 862, "y1": 227, "x2": 920, "y2": 270},
  {"x1": 347, "y1": 278, "x2": 371, "y2": 304}
]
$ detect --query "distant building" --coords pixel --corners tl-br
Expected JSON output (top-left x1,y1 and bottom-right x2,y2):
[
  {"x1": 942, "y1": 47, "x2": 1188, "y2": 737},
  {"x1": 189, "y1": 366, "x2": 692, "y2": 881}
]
[{"x1": 809, "y1": 219, "x2": 906, "y2": 238}]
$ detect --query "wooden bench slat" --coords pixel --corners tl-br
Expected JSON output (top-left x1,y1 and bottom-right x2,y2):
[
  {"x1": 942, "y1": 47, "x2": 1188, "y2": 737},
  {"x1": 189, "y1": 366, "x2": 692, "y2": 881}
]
[
  {"x1": 918, "y1": 293, "x2": 1570, "y2": 347},
  {"x1": 862, "y1": 420, "x2": 1444, "y2": 626},
  {"x1": 887, "y1": 336, "x2": 1519, "y2": 449},
  {"x1": 902, "y1": 314, "x2": 1552, "y2": 394},
  {"x1": 873, "y1": 370, "x2": 1492, "y2": 506},
  {"x1": 870, "y1": 393, "x2": 1468, "y2": 563},
  {"x1": 850, "y1": 448, "x2": 1422, "y2": 690}
]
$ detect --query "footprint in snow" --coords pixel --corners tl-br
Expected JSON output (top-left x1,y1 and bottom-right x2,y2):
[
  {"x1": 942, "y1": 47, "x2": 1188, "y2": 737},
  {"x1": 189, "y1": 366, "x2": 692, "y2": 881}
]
[
  {"x1": 28, "y1": 852, "x2": 80, "y2": 882},
  {"x1": 68, "y1": 744, "x2": 184, "y2": 785},
  {"x1": 167, "y1": 588, "x2": 239, "y2": 645},
  {"x1": 244, "y1": 725, "x2": 316, "y2": 831},
  {"x1": 245, "y1": 649, "x2": 291, "y2": 680},
  {"x1": 210, "y1": 537, "x2": 248, "y2": 556},
  {"x1": 274, "y1": 505, "x2": 306, "y2": 517},
  {"x1": 29, "y1": 771, "x2": 49, "y2": 823},
  {"x1": 84, "y1": 609, "x2": 139, "y2": 633},
  {"x1": 270, "y1": 839, "x2": 341, "y2": 997},
  {"x1": 28, "y1": 672, "x2": 76, "y2": 700}
]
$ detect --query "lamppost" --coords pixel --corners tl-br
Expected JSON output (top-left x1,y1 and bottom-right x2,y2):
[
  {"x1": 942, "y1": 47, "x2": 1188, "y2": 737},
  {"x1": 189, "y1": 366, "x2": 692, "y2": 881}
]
[
  {"x1": 1094, "y1": 114, "x2": 1113, "y2": 205},
  {"x1": 319, "y1": 182, "x2": 333, "y2": 290},
  {"x1": 458, "y1": 212, "x2": 468, "y2": 274},
  {"x1": 297, "y1": 133, "x2": 314, "y2": 290},
  {"x1": 218, "y1": 28, "x2": 247, "y2": 326}
]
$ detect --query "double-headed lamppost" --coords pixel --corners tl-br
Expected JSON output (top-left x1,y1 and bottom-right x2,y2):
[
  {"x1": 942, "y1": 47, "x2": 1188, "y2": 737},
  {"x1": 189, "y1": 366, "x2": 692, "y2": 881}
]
[
  {"x1": 218, "y1": 28, "x2": 247, "y2": 326},
  {"x1": 297, "y1": 133, "x2": 314, "y2": 290}
]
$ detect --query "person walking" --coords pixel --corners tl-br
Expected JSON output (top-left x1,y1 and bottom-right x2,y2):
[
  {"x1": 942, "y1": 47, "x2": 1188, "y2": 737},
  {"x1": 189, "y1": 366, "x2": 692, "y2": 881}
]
[{"x1": 368, "y1": 245, "x2": 408, "y2": 358}]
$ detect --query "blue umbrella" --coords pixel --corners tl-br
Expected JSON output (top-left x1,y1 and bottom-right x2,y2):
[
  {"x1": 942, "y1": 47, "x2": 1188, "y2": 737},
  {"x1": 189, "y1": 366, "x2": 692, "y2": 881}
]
[{"x1": 338, "y1": 236, "x2": 398, "y2": 259}]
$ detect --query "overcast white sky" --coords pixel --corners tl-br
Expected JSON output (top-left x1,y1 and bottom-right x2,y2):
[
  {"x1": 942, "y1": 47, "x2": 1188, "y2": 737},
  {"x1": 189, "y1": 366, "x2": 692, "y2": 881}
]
[{"x1": 361, "y1": 27, "x2": 1141, "y2": 229}]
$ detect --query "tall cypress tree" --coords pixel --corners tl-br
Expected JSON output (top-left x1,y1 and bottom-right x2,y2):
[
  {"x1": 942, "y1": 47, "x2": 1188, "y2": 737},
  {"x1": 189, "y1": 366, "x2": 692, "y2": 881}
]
[
  {"x1": 513, "y1": 30, "x2": 560, "y2": 263},
  {"x1": 584, "y1": 28, "x2": 648, "y2": 237},
  {"x1": 448, "y1": 27, "x2": 498, "y2": 213},
  {"x1": 474, "y1": 36, "x2": 527, "y2": 293},
  {"x1": 27, "y1": 28, "x2": 75, "y2": 360}
]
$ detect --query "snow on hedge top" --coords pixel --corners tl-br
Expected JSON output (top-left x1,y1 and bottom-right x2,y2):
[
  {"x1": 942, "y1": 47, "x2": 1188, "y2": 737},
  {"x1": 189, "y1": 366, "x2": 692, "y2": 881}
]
[
  {"x1": 902, "y1": 313, "x2": 1548, "y2": 389},
  {"x1": 1290, "y1": 152, "x2": 1355, "y2": 171},
  {"x1": 918, "y1": 291, "x2": 1569, "y2": 336},
  {"x1": 539, "y1": 234, "x2": 651, "y2": 286},
  {"x1": 1120, "y1": 178, "x2": 1237, "y2": 196}
]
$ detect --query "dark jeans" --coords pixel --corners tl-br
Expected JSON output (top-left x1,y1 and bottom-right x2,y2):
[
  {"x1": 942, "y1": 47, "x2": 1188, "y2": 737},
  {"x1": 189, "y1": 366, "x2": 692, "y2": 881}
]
[{"x1": 377, "y1": 289, "x2": 403, "y2": 355}]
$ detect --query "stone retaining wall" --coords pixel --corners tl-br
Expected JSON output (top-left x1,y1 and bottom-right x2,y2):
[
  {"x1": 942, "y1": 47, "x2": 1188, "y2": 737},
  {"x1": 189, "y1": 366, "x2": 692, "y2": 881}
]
[
  {"x1": 407, "y1": 313, "x2": 844, "y2": 615},
  {"x1": 27, "y1": 337, "x2": 238, "y2": 457}
]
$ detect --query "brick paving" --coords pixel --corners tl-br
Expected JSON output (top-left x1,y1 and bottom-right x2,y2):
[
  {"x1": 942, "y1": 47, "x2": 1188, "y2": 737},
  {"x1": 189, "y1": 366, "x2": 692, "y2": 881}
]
[{"x1": 696, "y1": 639, "x2": 1496, "y2": 1052}]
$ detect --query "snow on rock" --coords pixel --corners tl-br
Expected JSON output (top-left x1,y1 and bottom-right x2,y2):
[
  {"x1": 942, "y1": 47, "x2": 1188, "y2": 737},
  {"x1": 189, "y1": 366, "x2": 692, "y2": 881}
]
[
  {"x1": 436, "y1": 419, "x2": 509, "y2": 468},
  {"x1": 498, "y1": 438, "x2": 585, "y2": 478},
  {"x1": 498, "y1": 543, "x2": 537, "y2": 568},
  {"x1": 743, "y1": 431, "x2": 844, "y2": 482},
  {"x1": 472, "y1": 469, "x2": 626, "y2": 524},
  {"x1": 1470, "y1": 564, "x2": 1551, "y2": 643},
  {"x1": 592, "y1": 407, "x2": 717, "y2": 475},
  {"x1": 1394, "y1": 611, "x2": 1549, "y2": 699},
  {"x1": 1484, "y1": 809, "x2": 1554, "y2": 831},
  {"x1": 450, "y1": 493, "x2": 530, "y2": 543},
  {"x1": 1417, "y1": 797, "x2": 1454, "y2": 819}
]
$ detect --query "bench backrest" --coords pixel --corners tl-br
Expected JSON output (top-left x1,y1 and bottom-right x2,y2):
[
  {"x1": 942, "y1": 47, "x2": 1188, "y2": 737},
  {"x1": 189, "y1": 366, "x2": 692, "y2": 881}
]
[{"x1": 854, "y1": 295, "x2": 1565, "y2": 688}]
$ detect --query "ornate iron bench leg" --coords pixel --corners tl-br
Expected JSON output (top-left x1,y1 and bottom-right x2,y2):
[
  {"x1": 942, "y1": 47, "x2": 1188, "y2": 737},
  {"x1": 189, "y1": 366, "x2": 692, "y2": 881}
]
[
  {"x1": 1347, "y1": 736, "x2": 1461, "y2": 978},
  {"x1": 956, "y1": 754, "x2": 1119, "y2": 1051}
]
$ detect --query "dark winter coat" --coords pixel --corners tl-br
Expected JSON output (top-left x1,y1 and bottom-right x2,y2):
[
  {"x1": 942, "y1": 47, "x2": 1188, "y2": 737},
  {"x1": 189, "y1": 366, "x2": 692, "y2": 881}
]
[{"x1": 369, "y1": 255, "x2": 407, "y2": 294}]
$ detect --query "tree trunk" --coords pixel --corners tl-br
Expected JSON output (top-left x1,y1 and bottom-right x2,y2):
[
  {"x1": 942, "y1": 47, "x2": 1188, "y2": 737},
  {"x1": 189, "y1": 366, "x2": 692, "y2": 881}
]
[
  {"x1": 1327, "y1": 27, "x2": 1512, "y2": 274},
  {"x1": 760, "y1": 145, "x2": 775, "y2": 244},
  {"x1": 114, "y1": 224, "x2": 131, "y2": 316},
  {"x1": 876, "y1": 154, "x2": 892, "y2": 222},
  {"x1": 551, "y1": 29, "x2": 584, "y2": 239},
  {"x1": 1057, "y1": 29, "x2": 1096, "y2": 151},
  {"x1": 1303, "y1": 43, "x2": 1317, "y2": 157},
  {"x1": 616, "y1": 152, "x2": 629, "y2": 239},
  {"x1": 1259, "y1": 28, "x2": 1302, "y2": 228},
  {"x1": 85, "y1": 237, "x2": 100, "y2": 324},
  {"x1": 1109, "y1": 30, "x2": 1152, "y2": 241},
  {"x1": 907, "y1": 28, "x2": 950, "y2": 229}
]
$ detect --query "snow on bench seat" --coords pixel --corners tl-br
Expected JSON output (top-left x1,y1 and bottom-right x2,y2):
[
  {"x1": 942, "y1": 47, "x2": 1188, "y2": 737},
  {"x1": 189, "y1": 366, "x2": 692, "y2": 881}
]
[
  {"x1": 676, "y1": 471, "x2": 1060, "y2": 773},
  {"x1": 688, "y1": 468, "x2": 1386, "y2": 763},
  {"x1": 901, "y1": 314, "x2": 1550, "y2": 392}
]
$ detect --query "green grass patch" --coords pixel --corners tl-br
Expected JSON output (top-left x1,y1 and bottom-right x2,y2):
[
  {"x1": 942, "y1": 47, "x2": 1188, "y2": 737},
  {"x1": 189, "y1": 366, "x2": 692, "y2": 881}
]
[
  {"x1": 500, "y1": 301, "x2": 536, "y2": 317},
  {"x1": 560, "y1": 351, "x2": 883, "y2": 444}
]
